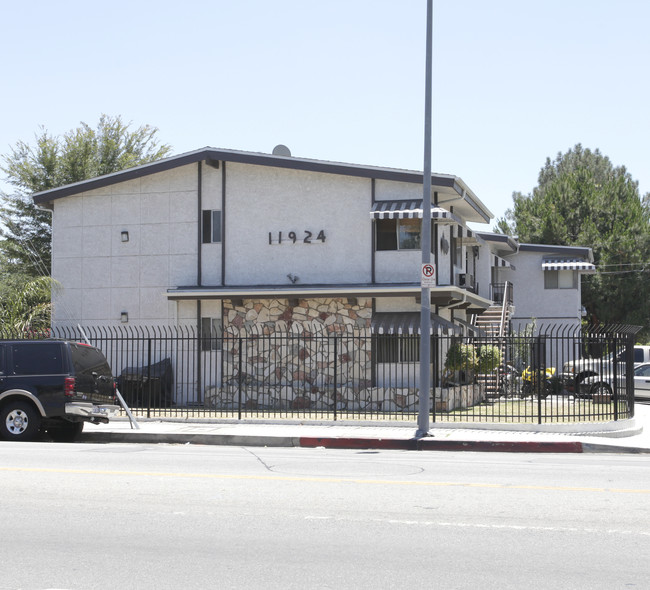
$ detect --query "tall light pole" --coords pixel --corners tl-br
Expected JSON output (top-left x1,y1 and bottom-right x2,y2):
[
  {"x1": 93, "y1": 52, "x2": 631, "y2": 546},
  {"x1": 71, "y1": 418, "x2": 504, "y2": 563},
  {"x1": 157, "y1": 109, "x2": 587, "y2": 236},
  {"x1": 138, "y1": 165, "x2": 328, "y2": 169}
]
[{"x1": 417, "y1": 0, "x2": 433, "y2": 437}]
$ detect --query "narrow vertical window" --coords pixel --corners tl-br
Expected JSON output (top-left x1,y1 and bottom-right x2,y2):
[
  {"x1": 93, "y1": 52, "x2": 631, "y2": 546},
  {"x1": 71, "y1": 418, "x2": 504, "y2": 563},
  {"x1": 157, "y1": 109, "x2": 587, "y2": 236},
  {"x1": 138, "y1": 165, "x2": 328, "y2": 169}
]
[
  {"x1": 202, "y1": 210, "x2": 222, "y2": 244},
  {"x1": 201, "y1": 317, "x2": 222, "y2": 351}
]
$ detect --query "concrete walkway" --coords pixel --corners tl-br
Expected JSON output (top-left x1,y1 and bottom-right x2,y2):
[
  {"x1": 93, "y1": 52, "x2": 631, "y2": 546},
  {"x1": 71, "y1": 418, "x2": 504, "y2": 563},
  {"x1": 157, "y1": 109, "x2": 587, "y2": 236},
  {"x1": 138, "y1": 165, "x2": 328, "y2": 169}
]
[{"x1": 79, "y1": 404, "x2": 650, "y2": 453}]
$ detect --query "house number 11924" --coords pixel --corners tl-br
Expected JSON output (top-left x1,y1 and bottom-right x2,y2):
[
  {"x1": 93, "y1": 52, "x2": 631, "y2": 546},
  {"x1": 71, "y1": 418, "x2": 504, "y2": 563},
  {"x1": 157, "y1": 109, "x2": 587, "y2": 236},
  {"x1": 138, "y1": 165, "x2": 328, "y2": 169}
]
[{"x1": 269, "y1": 230, "x2": 326, "y2": 245}]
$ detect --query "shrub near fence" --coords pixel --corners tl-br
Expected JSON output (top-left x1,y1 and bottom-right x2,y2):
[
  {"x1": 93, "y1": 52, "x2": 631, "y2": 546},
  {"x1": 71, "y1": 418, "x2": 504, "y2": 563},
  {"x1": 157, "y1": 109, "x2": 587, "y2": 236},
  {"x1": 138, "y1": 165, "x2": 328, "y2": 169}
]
[{"x1": 0, "y1": 323, "x2": 638, "y2": 424}]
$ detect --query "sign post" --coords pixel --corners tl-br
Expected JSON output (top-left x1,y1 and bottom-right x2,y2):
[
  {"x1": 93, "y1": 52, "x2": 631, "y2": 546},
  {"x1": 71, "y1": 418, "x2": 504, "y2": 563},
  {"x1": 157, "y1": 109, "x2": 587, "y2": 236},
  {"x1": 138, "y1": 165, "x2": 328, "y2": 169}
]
[{"x1": 421, "y1": 263, "x2": 436, "y2": 288}]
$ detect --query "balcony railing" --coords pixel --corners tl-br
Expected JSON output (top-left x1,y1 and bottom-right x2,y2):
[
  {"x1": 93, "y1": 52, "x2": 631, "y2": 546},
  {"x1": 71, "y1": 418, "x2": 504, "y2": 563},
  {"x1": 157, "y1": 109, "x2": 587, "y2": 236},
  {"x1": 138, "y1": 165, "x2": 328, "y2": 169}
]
[{"x1": 491, "y1": 282, "x2": 513, "y2": 305}]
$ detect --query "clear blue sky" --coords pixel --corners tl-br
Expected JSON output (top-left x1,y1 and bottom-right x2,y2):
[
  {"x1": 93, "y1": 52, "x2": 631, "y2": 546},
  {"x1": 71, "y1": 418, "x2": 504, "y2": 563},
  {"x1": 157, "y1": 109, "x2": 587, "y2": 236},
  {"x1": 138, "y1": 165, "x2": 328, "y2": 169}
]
[{"x1": 2, "y1": 0, "x2": 648, "y2": 228}]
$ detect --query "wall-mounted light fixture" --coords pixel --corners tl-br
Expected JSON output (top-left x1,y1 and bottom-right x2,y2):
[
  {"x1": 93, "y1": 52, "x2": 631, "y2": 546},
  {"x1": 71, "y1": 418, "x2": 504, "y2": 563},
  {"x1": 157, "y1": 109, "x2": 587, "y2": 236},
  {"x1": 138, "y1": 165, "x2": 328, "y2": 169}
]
[
  {"x1": 120, "y1": 312, "x2": 129, "y2": 323},
  {"x1": 121, "y1": 230, "x2": 129, "y2": 243}
]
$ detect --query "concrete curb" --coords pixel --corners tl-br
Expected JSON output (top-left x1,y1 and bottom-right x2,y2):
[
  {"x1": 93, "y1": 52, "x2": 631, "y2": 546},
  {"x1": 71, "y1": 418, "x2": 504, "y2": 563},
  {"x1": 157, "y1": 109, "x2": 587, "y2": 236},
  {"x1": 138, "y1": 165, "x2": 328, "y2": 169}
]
[
  {"x1": 81, "y1": 432, "x2": 301, "y2": 447},
  {"x1": 80, "y1": 431, "x2": 650, "y2": 453},
  {"x1": 299, "y1": 437, "x2": 585, "y2": 453}
]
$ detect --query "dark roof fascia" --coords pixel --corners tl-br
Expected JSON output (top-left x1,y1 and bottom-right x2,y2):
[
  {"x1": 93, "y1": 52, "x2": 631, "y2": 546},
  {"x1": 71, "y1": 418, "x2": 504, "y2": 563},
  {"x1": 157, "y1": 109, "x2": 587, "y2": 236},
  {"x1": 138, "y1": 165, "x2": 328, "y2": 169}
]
[
  {"x1": 518, "y1": 243, "x2": 593, "y2": 262},
  {"x1": 32, "y1": 147, "x2": 465, "y2": 206},
  {"x1": 455, "y1": 184, "x2": 492, "y2": 224},
  {"x1": 33, "y1": 148, "x2": 208, "y2": 205},
  {"x1": 476, "y1": 231, "x2": 519, "y2": 252}
]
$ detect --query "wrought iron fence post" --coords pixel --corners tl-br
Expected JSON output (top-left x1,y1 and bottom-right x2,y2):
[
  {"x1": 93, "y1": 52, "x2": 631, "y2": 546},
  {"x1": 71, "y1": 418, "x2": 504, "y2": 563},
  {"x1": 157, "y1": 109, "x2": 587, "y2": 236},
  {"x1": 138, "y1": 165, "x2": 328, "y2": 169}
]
[
  {"x1": 612, "y1": 335, "x2": 618, "y2": 421},
  {"x1": 238, "y1": 337, "x2": 243, "y2": 420},
  {"x1": 626, "y1": 331, "x2": 635, "y2": 419},
  {"x1": 333, "y1": 335, "x2": 338, "y2": 422},
  {"x1": 536, "y1": 335, "x2": 543, "y2": 425},
  {"x1": 146, "y1": 338, "x2": 152, "y2": 418}
]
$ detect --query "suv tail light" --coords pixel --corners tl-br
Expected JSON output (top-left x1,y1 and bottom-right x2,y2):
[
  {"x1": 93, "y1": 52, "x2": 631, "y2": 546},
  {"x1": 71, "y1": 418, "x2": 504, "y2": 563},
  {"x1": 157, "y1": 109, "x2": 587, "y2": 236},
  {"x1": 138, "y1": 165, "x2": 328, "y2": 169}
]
[{"x1": 64, "y1": 377, "x2": 76, "y2": 398}]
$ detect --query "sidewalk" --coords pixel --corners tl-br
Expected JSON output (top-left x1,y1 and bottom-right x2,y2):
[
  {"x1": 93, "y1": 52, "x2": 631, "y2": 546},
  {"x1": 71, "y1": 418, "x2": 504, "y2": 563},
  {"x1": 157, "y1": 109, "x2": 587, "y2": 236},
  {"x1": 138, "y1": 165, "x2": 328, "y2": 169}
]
[{"x1": 79, "y1": 404, "x2": 650, "y2": 453}]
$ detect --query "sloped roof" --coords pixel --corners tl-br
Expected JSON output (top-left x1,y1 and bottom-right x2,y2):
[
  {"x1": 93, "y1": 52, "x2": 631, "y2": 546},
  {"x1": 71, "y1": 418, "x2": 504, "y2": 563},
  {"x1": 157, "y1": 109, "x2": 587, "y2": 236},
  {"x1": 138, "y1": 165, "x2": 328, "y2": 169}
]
[{"x1": 32, "y1": 147, "x2": 493, "y2": 223}]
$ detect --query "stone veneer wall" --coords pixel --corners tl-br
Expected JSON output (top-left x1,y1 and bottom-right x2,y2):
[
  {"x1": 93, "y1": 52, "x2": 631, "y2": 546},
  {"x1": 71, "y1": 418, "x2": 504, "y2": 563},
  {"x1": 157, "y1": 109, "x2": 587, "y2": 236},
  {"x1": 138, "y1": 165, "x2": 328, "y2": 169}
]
[
  {"x1": 222, "y1": 297, "x2": 372, "y2": 335},
  {"x1": 203, "y1": 297, "x2": 484, "y2": 412},
  {"x1": 217, "y1": 298, "x2": 373, "y2": 406}
]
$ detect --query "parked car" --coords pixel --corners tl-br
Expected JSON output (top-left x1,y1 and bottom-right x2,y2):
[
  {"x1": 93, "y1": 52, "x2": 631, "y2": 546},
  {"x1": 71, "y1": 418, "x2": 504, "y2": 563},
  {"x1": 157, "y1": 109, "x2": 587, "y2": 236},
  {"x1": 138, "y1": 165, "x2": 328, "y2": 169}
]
[
  {"x1": 562, "y1": 345, "x2": 650, "y2": 386},
  {"x1": 580, "y1": 361, "x2": 650, "y2": 400},
  {"x1": 0, "y1": 340, "x2": 120, "y2": 442}
]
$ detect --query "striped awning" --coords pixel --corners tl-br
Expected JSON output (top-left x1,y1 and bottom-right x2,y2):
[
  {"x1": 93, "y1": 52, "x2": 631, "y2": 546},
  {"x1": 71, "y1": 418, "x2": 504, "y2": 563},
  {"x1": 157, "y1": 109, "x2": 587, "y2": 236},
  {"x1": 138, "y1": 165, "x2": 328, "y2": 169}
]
[
  {"x1": 492, "y1": 255, "x2": 511, "y2": 268},
  {"x1": 371, "y1": 200, "x2": 461, "y2": 224},
  {"x1": 371, "y1": 312, "x2": 461, "y2": 335},
  {"x1": 542, "y1": 258, "x2": 596, "y2": 273}
]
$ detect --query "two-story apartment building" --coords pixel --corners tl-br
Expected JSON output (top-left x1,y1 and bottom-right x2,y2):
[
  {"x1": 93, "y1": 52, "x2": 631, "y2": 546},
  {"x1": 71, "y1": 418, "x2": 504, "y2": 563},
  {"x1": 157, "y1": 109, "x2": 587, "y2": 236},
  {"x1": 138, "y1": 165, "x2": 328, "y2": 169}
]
[
  {"x1": 33, "y1": 146, "x2": 502, "y2": 331},
  {"x1": 32, "y1": 146, "x2": 595, "y2": 407}
]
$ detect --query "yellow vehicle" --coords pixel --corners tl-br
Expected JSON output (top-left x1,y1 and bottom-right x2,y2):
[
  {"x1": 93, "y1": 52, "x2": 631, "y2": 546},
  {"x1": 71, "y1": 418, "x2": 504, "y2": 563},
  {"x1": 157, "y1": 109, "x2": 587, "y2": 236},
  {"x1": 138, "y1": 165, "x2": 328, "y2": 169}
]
[{"x1": 521, "y1": 366, "x2": 556, "y2": 398}]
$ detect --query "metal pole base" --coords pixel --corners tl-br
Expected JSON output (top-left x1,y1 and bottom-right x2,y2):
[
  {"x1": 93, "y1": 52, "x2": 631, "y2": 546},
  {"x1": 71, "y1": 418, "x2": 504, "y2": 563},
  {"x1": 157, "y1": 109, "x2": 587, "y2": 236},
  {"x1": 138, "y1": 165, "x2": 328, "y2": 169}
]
[{"x1": 415, "y1": 429, "x2": 434, "y2": 439}]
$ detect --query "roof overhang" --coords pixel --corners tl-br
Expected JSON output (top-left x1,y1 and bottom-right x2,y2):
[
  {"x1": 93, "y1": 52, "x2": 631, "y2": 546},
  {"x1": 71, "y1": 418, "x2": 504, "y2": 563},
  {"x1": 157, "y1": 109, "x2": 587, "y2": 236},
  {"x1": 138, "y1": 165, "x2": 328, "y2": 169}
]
[
  {"x1": 166, "y1": 283, "x2": 493, "y2": 311},
  {"x1": 32, "y1": 147, "x2": 492, "y2": 223},
  {"x1": 475, "y1": 231, "x2": 519, "y2": 254},
  {"x1": 520, "y1": 243, "x2": 594, "y2": 262}
]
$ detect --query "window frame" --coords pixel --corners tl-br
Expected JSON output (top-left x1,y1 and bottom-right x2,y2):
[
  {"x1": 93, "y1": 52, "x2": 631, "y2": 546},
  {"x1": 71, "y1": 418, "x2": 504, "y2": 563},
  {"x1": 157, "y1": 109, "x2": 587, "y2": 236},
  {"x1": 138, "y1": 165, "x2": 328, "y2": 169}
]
[
  {"x1": 544, "y1": 270, "x2": 577, "y2": 289},
  {"x1": 202, "y1": 210, "x2": 222, "y2": 244},
  {"x1": 200, "y1": 317, "x2": 223, "y2": 351},
  {"x1": 375, "y1": 218, "x2": 433, "y2": 252},
  {"x1": 376, "y1": 334, "x2": 421, "y2": 363}
]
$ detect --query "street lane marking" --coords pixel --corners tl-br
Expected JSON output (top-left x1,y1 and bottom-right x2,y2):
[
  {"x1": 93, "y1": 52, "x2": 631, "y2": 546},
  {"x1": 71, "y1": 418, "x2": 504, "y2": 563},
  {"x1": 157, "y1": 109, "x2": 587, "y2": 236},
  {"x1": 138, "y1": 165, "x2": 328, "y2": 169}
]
[
  {"x1": 1, "y1": 466, "x2": 649, "y2": 494},
  {"x1": 305, "y1": 516, "x2": 650, "y2": 536}
]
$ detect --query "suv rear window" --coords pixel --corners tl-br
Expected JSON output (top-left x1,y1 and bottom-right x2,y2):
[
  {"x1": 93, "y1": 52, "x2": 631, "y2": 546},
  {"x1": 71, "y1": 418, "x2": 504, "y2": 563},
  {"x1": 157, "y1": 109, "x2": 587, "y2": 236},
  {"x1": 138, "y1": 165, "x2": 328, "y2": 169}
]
[
  {"x1": 11, "y1": 342, "x2": 64, "y2": 375},
  {"x1": 70, "y1": 343, "x2": 112, "y2": 377}
]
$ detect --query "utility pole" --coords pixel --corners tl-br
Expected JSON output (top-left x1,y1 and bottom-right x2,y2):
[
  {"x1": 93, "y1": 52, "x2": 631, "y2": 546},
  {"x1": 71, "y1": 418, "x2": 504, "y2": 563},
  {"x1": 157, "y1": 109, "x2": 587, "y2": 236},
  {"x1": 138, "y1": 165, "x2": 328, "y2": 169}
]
[{"x1": 417, "y1": 0, "x2": 433, "y2": 437}]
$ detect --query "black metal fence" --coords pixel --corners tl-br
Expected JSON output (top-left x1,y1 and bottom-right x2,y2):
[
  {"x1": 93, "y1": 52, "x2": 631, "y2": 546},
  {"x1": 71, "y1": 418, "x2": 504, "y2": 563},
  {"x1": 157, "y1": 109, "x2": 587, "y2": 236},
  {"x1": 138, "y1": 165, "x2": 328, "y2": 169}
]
[{"x1": 0, "y1": 323, "x2": 639, "y2": 424}]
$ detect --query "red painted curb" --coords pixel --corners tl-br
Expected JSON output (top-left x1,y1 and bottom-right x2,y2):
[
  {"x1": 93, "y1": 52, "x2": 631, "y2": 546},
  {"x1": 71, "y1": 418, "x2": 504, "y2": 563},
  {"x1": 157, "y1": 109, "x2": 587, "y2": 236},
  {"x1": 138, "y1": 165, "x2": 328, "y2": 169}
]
[
  {"x1": 416, "y1": 440, "x2": 584, "y2": 453},
  {"x1": 299, "y1": 437, "x2": 584, "y2": 453}
]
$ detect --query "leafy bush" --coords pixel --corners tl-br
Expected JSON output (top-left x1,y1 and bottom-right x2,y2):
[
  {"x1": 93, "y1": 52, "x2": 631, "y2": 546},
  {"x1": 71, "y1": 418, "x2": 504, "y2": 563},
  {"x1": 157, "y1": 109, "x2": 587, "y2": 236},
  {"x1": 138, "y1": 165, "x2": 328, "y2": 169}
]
[
  {"x1": 445, "y1": 343, "x2": 478, "y2": 374},
  {"x1": 477, "y1": 345, "x2": 503, "y2": 374}
]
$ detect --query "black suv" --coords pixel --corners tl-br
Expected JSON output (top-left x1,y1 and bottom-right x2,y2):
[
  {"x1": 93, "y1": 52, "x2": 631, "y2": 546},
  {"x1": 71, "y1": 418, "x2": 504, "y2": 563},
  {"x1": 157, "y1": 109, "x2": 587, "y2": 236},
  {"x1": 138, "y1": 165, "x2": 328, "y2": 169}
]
[{"x1": 0, "y1": 340, "x2": 120, "y2": 442}]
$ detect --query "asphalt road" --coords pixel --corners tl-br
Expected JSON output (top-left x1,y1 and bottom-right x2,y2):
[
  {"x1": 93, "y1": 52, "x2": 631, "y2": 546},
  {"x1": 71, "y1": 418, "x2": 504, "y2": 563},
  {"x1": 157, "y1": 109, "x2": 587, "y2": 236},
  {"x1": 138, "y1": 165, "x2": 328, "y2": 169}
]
[{"x1": 0, "y1": 442, "x2": 649, "y2": 590}]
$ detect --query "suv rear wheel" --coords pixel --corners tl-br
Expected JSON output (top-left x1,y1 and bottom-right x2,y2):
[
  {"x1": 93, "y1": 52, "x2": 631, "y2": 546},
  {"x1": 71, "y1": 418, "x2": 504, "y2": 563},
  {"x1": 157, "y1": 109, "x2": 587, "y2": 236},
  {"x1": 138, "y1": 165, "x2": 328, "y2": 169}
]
[{"x1": 0, "y1": 401, "x2": 41, "y2": 441}]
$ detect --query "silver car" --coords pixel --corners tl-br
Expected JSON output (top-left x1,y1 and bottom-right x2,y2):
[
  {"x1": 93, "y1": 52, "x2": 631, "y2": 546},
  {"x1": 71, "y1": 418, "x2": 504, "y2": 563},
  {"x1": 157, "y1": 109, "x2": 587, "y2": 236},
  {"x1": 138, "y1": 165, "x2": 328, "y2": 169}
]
[
  {"x1": 632, "y1": 363, "x2": 650, "y2": 400},
  {"x1": 581, "y1": 362, "x2": 650, "y2": 400}
]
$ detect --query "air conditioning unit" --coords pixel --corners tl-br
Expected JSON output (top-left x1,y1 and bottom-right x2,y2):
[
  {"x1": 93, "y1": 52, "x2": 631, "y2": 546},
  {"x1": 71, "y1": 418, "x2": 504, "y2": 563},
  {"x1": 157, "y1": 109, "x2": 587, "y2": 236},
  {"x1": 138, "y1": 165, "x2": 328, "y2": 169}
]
[{"x1": 458, "y1": 273, "x2": 474, "y2": 287}]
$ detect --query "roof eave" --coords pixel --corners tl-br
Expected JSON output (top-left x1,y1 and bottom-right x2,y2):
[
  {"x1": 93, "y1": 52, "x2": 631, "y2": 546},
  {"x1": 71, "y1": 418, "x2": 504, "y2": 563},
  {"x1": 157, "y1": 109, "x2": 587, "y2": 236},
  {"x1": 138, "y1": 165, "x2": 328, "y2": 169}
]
[{"x1": 32, "y1": 147, "x2": 488, "y2": 213}]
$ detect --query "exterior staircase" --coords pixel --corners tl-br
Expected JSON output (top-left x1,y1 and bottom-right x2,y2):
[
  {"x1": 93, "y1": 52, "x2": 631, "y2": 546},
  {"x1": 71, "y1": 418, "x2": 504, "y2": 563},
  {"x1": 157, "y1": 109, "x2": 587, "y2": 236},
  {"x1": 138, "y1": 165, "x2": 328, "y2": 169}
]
[{"x1": 474, "y1": 282, "x2": 514, "y2": 398}]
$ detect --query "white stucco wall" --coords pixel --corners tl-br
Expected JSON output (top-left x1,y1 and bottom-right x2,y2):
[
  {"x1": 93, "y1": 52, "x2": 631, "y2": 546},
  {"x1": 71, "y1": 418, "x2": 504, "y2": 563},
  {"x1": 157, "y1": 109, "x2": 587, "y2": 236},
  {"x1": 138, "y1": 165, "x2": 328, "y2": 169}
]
[
  {"x1": 507, "y1": 250, "x2": 583, "y2": 328},
  {"x1": 200, "y1": 163, "x2": 223, "y2": 285},
  {"x1": 223, "y1": 163, "x2": 372, "y2": 286},
  {"x1": 375, "y1": 251, "x2": 421, "y2": 283},
  {"x1": 52, "y1": 166, "x2": 198, "y2": 325},
  {"x1": 474, "y1": 244, "x2": 494, "y2": 301}
]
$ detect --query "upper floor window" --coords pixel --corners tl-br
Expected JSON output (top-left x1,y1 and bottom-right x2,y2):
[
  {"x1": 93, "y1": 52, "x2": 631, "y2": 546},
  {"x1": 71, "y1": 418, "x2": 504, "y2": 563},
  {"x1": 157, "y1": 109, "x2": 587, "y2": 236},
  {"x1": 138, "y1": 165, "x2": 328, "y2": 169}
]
[
  {"x1": 202, "y1": 210, "x2": 222, "y2": 244},
  {"x1": 376, "y1": 218, "x2": 426, "y2": 251},
  {"x1": 544, "y1": 270, "x2": 577, "y2": 289}
]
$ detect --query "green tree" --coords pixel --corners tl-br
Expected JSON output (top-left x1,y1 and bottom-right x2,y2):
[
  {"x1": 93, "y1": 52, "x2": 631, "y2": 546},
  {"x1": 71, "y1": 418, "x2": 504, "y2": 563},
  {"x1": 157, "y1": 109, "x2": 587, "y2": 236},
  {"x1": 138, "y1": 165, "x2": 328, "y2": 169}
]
[
  {"x1": 0, "y1": 275, "x2": 58, "y2": 333},
  {"x1": 498, "y1": 144, "x2": 650, "y2": 332},
  {"x1": 0, "y1": 114, "x2": 171, "y2": 277}
]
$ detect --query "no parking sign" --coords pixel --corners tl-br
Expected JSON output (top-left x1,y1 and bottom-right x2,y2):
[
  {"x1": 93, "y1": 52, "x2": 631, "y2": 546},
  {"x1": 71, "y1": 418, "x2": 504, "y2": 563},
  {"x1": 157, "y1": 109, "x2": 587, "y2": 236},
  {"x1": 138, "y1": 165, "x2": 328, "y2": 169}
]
[{"x1": 421, "y1": 263, "x2": 436, "y2": 287}]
